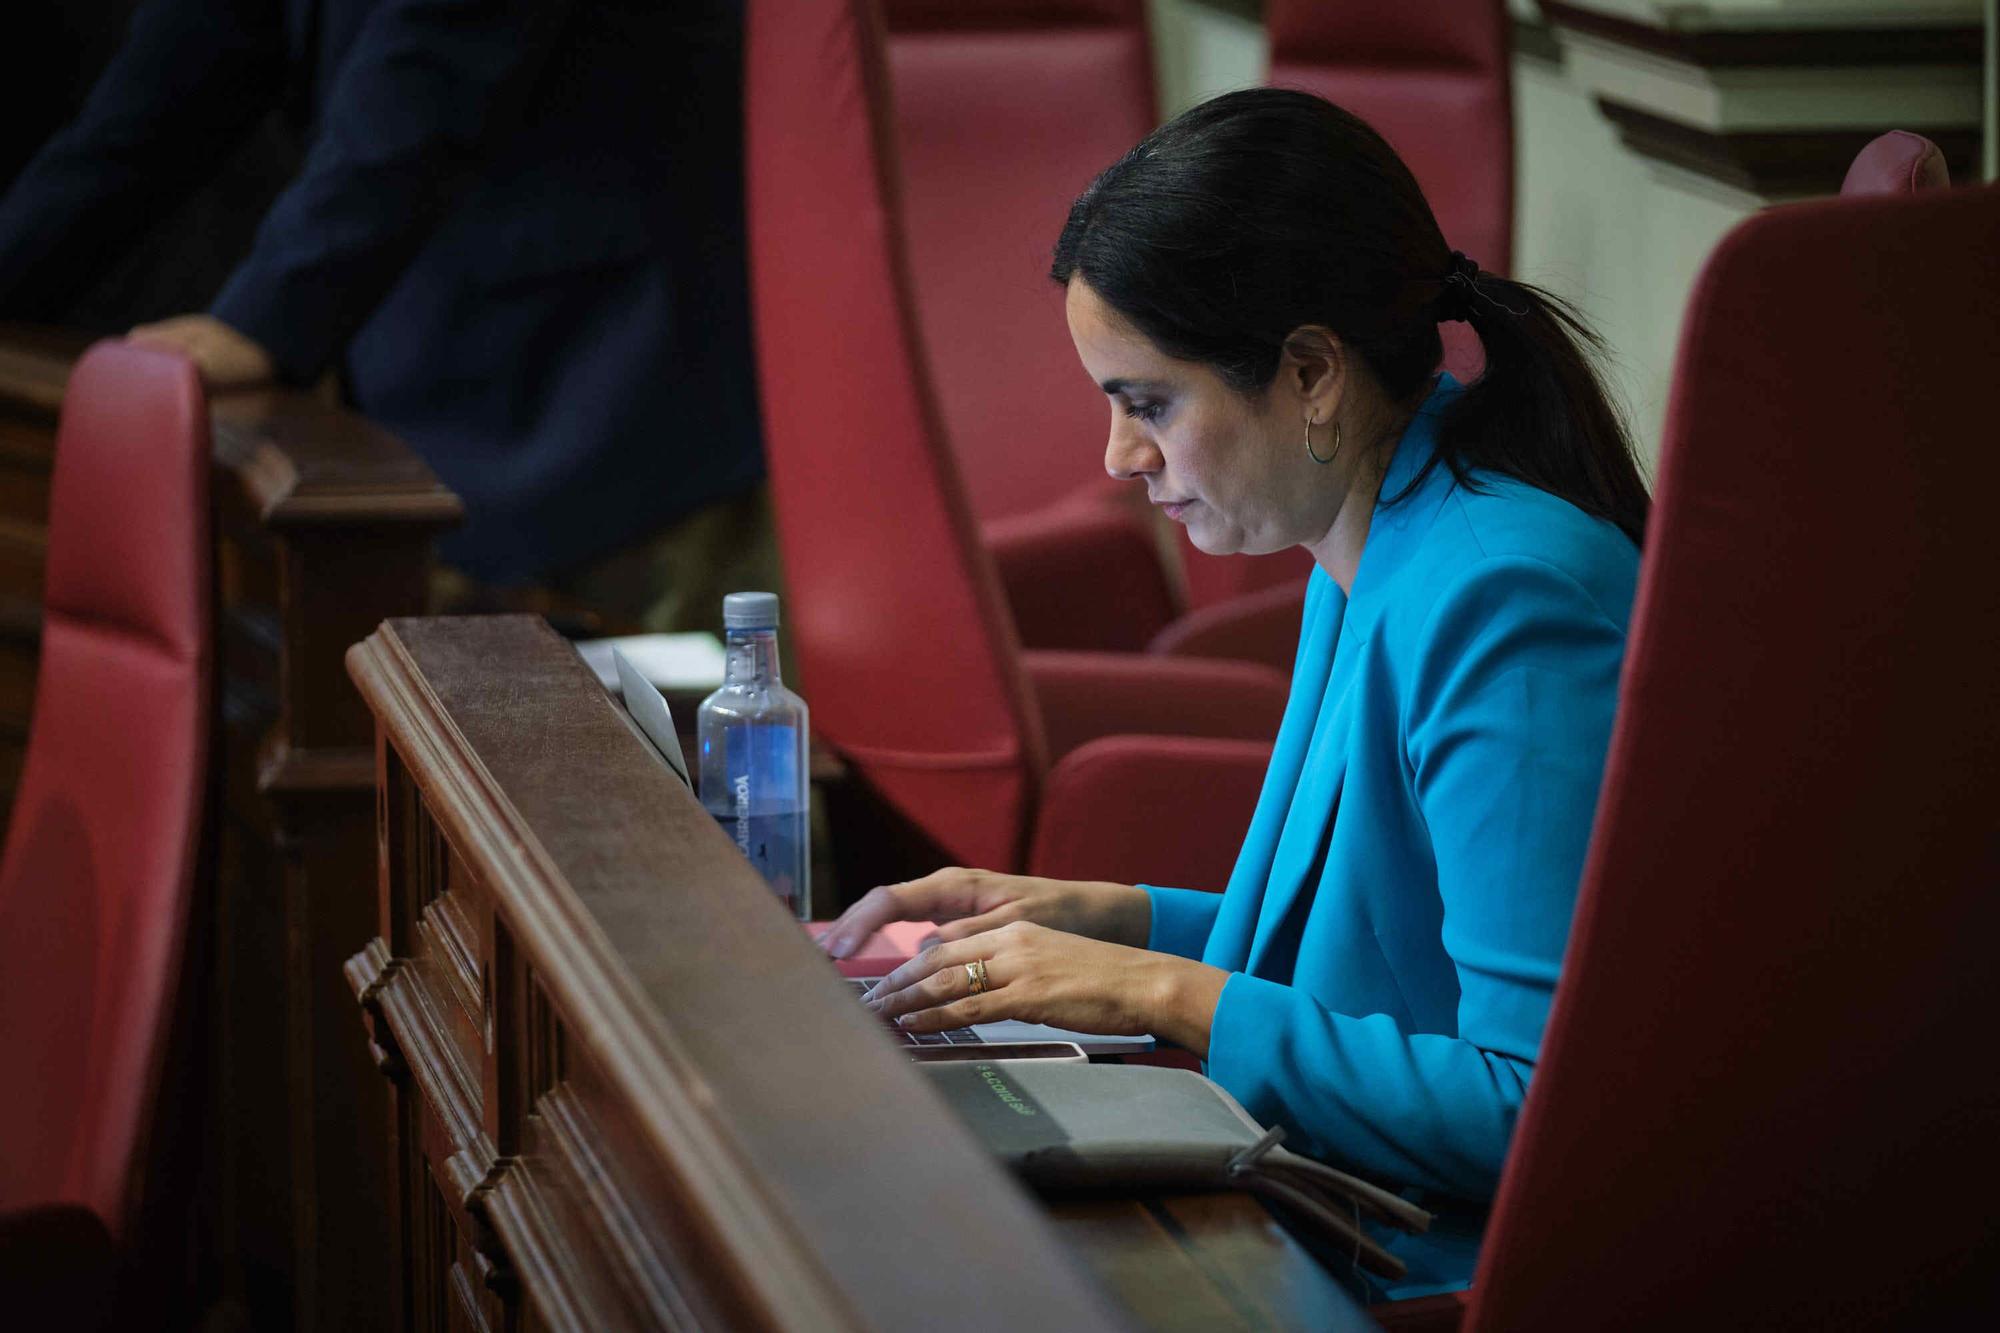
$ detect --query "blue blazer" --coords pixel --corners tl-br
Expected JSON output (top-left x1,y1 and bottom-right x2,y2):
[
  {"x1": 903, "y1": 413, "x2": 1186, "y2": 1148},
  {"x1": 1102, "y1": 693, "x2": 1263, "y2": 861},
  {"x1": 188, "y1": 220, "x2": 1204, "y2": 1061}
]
[
  {"x1": 1146, "y1": 378, "x2": 1639, "y2": 1291},
  {"x1": 0, "y1": 0, "x2": 761, "y2": 583}
]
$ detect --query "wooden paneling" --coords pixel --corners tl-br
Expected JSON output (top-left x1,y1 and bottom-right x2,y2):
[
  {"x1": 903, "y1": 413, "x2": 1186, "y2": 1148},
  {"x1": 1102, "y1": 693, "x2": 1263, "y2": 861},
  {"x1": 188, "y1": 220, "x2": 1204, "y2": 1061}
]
[{"x1": 346, "y1": 616, "x2": 1372, "y2": 1332}]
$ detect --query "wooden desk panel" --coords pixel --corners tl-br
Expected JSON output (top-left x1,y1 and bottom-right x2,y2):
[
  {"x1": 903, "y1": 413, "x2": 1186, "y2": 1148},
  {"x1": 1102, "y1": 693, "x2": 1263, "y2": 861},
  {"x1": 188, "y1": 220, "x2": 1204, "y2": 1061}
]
[{"x1": 346, "y1": 615, "x2": 1373, "y2": 1332}]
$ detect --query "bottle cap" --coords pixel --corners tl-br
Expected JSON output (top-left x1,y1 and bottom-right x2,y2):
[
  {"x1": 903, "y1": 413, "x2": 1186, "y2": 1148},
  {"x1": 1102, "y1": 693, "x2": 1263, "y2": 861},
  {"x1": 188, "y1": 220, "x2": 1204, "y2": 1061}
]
[{"x1": 722, "y1": 591, "x2": 781, "y2": 630}]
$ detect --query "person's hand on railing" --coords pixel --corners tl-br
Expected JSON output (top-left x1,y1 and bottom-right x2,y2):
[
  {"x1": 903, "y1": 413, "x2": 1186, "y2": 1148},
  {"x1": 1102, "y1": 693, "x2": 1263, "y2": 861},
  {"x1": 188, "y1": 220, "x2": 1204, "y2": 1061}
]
[{"x1": 128, "y1": 314, "x2": 274, "y2": 390}]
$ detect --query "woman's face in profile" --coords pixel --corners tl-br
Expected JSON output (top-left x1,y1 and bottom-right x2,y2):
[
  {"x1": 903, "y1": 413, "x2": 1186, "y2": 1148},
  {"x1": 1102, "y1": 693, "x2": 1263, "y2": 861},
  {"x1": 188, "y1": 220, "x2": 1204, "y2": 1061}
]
[{"x1": 1065, "y1": 279, "x2": 1332, "y2": 558}]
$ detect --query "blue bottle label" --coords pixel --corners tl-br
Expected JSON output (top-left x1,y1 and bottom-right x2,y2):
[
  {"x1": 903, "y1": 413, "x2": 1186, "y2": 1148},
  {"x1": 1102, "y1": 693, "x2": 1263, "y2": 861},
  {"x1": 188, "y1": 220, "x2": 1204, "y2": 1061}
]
[{"x1": 715, "y1": 723, "x2": 806, "y2": 913}]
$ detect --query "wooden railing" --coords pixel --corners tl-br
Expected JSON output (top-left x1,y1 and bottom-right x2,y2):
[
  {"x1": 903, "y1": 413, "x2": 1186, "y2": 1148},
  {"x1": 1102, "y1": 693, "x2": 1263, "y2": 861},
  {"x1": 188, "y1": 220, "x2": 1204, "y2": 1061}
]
[
  {"x1": 0, "y1": 326, "x2": 461, "y2": 1332},
  {"x1": 344, "y1": 614, "x2": 1371, "y2": 1333}
]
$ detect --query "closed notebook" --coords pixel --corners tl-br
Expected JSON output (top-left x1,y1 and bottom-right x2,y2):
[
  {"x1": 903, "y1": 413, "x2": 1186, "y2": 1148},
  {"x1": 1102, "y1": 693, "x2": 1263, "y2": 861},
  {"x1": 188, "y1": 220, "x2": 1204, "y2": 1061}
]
[{"x1": 921, "y1": 1060, "x2": 1431, "y2": 1280}]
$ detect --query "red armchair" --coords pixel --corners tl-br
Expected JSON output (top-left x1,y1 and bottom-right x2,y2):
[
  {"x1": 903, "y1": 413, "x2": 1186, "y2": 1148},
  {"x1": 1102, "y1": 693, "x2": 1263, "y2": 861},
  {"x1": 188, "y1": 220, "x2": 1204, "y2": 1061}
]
[
  {"x1": 0, "y1": 342, "x2": 213, "y2": 1328},
  {"x1": 880, "y1": 0, "x2": 1325, "y2": 664},
  {"x1": 1265, "y1": 0, "x2": 1512, "y2": 277},
  {"x1": 882, "y1": 0, "x2": 1155, "y2": 529},
  {"x1": 1394, "y1": 169, "x2": 2000, "y2": 1333},
  {"x1": 747, "y1": 0, "x2": 1286, "y2": 881}
]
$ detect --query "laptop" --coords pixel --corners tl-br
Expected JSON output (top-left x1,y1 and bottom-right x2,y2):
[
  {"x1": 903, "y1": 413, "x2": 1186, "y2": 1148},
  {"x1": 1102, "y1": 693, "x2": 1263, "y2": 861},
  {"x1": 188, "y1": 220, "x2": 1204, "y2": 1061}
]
[{"x1": 606, "y1": 653, "x2": 1153, "y2": 1056}]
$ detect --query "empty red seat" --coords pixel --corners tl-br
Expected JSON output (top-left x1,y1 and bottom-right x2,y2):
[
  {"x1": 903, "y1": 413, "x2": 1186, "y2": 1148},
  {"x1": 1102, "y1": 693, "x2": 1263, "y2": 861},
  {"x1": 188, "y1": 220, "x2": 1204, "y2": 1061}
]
[
  {"x1": 747, "y1": 0, "x2": 1286, "y2": 884},
  {"x1": 1442, "y1": 178, "x2": 2000, "y2": 1331},
  {"x1": 0, "y1": 341, "x2": 213, "y2": 1326}
]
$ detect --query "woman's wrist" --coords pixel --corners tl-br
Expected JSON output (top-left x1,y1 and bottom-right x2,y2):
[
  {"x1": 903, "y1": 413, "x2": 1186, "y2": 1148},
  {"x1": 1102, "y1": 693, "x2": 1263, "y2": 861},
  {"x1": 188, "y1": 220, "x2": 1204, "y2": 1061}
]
[
  {"x1": 1143, "y1": 956, "x2": 1229, "y2": 1060},
  {"x1": 1074, "y1": 881, "x2": 1151, "y2": 948}
]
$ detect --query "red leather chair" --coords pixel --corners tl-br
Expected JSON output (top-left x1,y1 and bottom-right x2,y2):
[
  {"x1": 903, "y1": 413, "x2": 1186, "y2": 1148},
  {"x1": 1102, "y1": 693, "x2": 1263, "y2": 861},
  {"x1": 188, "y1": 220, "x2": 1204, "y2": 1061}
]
[
  {"x1": 1841, "y1": 129, "x2": 1950, "y2": 195},
  {"x1": 747, "y1": 0, "x2": 1285, "y2": 882},
  {"x1": 1390, "y1": 178, "x2": 2000, "y2": 1332},
  {"x1": 0, "y1": 342, "x2": 213, "y2": 1327},
  {"x1": 881, "y1": 0, "x2": 1327, "y2": 666},
  {"x1": 882, "y1": 0, "x2": 1155, "y2": 530},
  {"x1": 1265, "y1": 0, "x2": 1511, "y2": 277}
]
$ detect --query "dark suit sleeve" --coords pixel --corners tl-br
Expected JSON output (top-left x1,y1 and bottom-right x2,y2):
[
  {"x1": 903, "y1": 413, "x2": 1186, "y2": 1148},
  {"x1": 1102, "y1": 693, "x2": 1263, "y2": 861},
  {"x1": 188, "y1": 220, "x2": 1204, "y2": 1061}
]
[
  {"x1": 0, "y1": 0, "x2": 288, "y2": 320},
  {"x1": 210, "y1": 0, "x2": 581, "y2": 383}
]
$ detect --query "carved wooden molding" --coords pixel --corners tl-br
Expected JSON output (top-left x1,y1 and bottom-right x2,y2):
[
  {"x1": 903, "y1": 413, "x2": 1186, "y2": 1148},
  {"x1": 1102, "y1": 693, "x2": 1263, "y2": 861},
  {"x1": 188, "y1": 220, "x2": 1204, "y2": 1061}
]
[
  {"x1": 1541, "y1": 2, "x2": 1984, "y2": 68},
  {"x1": 1593, "y1": 97, "x2": 1983, "y2": 196},
  {"x1": 1539, "y1": 0, "x2": 1986, "y2": 196}
]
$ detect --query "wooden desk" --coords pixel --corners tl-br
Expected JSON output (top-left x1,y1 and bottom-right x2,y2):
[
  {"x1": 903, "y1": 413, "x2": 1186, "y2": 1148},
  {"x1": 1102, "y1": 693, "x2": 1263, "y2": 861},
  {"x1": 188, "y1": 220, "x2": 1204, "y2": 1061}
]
[{"x1": 345, "y1": 616, "x2": 1372, "y2": 1332}]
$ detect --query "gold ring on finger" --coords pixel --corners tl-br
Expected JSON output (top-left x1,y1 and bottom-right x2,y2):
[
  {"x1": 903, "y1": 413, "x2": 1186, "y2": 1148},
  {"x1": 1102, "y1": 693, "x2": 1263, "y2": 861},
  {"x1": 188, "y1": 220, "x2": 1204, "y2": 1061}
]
[{"x1": 971, "y1": 958, "x2": 991, "y2": 994}]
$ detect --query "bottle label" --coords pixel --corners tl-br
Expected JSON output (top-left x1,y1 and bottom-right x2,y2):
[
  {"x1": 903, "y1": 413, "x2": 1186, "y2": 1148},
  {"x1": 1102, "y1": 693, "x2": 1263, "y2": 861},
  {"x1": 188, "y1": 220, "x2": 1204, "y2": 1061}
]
[
  {"x1": 715, "y1": 722, "x2": 807, "y2": 915},
  {"x1": 725, "y1": 723, "x2": 801, "y2": 814}
]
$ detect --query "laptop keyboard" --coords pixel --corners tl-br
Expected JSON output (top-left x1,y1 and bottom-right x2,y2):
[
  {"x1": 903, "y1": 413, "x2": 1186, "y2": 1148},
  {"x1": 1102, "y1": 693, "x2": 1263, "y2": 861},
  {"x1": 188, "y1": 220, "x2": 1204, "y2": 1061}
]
[{"x1": 850, "y1": 977, "x2": 983, "y2": 1046}]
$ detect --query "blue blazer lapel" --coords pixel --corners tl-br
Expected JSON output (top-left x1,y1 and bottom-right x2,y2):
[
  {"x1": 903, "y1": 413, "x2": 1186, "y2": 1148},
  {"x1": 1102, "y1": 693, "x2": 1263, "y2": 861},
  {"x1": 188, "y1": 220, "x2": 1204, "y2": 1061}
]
[
  {"x1": 1231, "y1": 375, "x2": 1465, "y2": 977},
  {"x1": 1202, "y1": 574, "x2": 1340, "y2": 973},
  {"x1": 1245, "y1": 634, "x2": 1358, "y2": 975}
]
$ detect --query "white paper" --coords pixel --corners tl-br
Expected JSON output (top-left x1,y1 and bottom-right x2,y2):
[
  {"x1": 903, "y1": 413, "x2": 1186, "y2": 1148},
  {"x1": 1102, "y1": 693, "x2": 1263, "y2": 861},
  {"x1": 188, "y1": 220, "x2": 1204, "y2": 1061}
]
[
  {"x1": 610, "y1": 647, "x2": 692, "y2": 787},
  {"x1": 575, "y1": 632, "x2": 726, "y2": 693}
]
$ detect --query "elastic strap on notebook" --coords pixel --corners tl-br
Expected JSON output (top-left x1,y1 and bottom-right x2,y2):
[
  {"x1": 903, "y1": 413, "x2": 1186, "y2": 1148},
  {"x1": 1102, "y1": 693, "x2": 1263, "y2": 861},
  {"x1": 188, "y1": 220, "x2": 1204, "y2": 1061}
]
[{"x1": 1225, "y1": 1124, "x2": 1287, "y2": 1175}]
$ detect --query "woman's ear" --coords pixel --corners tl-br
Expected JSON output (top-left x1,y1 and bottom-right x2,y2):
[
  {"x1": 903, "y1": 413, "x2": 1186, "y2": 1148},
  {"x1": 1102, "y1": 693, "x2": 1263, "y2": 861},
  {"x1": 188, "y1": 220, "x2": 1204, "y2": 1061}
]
[{"x1": 1278, "y1": 325, "x2": 1347, "y2": 421}]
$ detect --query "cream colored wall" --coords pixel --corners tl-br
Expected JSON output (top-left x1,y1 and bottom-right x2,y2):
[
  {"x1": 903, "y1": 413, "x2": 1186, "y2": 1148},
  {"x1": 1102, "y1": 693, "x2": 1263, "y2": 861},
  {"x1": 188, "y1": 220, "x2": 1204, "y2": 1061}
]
[{"x1": 1511, "y1": 42, "x2": 1753, "y2": 476}]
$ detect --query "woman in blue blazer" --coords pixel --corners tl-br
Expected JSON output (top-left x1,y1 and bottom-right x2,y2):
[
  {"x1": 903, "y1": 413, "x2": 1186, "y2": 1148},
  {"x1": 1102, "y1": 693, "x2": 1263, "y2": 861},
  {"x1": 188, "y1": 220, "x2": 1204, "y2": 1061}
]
[{"x1": 824, "y1": 90, "x2": 1649, "y2": 1295}]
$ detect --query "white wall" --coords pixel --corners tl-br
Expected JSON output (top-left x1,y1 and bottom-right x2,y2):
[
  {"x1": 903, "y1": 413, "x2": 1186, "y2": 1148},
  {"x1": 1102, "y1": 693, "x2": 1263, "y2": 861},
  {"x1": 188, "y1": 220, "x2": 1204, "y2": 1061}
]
[{"x1": 1510, "y1": 42, "x2": 1755, "y2": 476}]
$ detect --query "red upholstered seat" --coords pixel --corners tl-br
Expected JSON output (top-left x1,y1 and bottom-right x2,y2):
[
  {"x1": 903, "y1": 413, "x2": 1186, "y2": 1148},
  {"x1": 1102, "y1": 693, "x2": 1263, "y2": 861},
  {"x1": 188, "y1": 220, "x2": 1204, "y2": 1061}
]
[
  {"x1": 0, "y1": 342, "x2": 213, "y2": 1323},
  {"x1": 881, "y1": 0, "x2": 1319, "y2": 664},
  {"x1": 883, "y1": 0, "x2": 1154, "y2": 529},
  {"x1": 1434, "y1": 182, "x2": 2000, "y2": 1331},
  {"x1": 1841, "y1": 129, "x2": 1950, "y2": 196},
  {"x1": 1265, "y1": 0, "x2": 1512, "y2": 277},
  {"x1": 747, "y1": 0, "x2": 1286, "y2": 879}
]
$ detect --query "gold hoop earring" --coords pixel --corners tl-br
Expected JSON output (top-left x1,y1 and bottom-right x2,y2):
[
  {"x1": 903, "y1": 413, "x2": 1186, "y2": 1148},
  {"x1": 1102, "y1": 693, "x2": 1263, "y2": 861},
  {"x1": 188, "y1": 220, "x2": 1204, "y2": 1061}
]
[{"x1": 1305, "y1": 415, "x2": 1340, "y2": 466}]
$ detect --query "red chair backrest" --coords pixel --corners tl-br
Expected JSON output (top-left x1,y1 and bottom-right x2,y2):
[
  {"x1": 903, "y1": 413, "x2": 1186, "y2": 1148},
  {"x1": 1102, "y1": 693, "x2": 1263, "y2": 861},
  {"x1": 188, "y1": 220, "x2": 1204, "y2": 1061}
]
[
  {"x1": 1265, "y1": 0, "x2": 1512, "y2": 275},
  {"x1": 747, "y1": 0, "x2": 1047, "y2": 871},
  {"x1": 881, "y1": 0, "x2": 1156, "y2": 524},
  {"x1": 1467, "y1": 186, "x2": 2000, "y2": 1329},
  {"x1": 0, "y1": 342, "x2": 212, "y2": 1240},
  {"x1": 1841, "y1": 129, "x2": 1950, "y2": 196}
]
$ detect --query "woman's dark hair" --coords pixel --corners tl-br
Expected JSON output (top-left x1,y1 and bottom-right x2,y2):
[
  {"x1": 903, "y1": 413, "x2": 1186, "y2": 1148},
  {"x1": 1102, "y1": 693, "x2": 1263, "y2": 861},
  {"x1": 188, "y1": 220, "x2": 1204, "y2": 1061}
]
[{"x1": 1052, "y1": 89, "x2": 1649, "y2": 545}]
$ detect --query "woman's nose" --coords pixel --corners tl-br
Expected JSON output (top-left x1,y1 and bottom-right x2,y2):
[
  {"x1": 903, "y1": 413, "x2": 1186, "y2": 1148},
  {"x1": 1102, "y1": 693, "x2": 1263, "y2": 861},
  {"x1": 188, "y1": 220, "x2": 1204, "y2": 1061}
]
[{"x1": 1104, "y1": 414, "x2": 1162, "y2": 481}]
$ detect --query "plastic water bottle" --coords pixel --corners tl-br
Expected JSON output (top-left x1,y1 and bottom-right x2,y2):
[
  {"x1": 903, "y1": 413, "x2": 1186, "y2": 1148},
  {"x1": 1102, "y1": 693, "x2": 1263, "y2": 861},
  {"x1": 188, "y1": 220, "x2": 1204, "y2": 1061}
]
[{"x1": 697, "y1": 592, "x2": 810, "y2": 917}]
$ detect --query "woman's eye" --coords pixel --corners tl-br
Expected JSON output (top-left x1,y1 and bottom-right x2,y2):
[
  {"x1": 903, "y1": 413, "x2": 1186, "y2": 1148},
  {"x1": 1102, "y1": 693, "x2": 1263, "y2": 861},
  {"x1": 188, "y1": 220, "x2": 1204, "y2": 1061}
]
[{"x1": 1123, "y1": 400, "x2": 1164, "y2": 423}]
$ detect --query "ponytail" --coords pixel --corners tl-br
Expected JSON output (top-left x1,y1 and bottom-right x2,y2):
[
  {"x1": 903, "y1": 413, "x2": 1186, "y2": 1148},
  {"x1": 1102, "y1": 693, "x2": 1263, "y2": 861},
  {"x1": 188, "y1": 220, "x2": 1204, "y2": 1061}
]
[
  {"x1": 1053, "y1": 89, "x2": 1649, "y2": 548},
  {"x1": 1416, "y1": 258, "x2": 1649, "y2": 546}
]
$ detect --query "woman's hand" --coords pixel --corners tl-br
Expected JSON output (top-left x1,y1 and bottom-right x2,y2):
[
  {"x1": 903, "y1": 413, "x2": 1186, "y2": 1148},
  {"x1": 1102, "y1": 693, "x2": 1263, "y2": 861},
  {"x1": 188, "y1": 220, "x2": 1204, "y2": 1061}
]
[
  {"x1": 862, "y1": 921, "x2": 1228, "y2": 1058},
  {"x1": 819, "y1": 867, "x2": 1151, "y2": 958}
]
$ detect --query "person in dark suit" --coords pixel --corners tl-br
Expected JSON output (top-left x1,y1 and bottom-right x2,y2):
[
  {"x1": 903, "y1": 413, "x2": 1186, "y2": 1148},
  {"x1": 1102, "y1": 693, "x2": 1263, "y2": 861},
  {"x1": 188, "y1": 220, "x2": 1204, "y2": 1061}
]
[{"x1": 0, "y1": 0, "x2": 770, "y2": 627}]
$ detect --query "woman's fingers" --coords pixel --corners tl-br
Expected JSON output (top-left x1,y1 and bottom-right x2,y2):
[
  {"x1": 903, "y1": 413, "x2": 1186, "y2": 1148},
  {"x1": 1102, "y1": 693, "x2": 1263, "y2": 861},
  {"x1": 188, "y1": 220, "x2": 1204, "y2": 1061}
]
[
  {"x1": 868, "y1": 951, "x2": 1005, "y2": 1023},
  {"x1": 922, "y1": 906, "x2": 1018, "y2": 949},
  {"x1": 818, "y1": 884, "x2": 910, "y2": 957},
  {"x1": 891, "y1": 993, "x2": 996, "y2": 1034},
  {"x1": 861, "y1": 933, "x2": 984, "y2": 1002},
  {"x1": 821, "y1": 868, "x2": 1012, "y2": 957}
]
